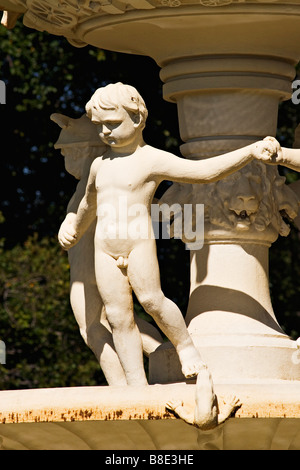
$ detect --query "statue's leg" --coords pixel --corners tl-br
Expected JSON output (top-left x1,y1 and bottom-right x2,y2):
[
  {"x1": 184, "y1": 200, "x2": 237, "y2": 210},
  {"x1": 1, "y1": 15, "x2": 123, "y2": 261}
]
[
  {"x1": 94, "y1": 250, "x2": 148, "y2": 386},
  {"x1": 127, "y1": 239, "x2": 206, "y2": 378}
]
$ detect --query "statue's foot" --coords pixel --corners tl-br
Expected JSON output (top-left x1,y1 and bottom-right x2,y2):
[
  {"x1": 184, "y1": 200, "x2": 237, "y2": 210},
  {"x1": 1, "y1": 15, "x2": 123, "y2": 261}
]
[{"x1": 178, "y1": 344, "x2": 207, "y2": 378}]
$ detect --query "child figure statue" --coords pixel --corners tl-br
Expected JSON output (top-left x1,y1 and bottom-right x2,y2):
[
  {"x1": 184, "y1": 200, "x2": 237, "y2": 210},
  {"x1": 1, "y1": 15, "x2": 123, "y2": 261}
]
[
  {"x1": 58, "y1": 82, "x2": 280, "y2": 386},
  {"x1": 51, "y1": 112, "x2": 163, "y2": 386}
]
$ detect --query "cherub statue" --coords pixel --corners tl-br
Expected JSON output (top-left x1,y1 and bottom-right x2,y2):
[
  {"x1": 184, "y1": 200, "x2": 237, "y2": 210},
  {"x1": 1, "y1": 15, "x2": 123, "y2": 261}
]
[
  {"x1": 51, "y1": 112, "x2": 163, "y2": 386},
  {"x1": 166, "y1": 366, "x2": 241, "y2": 430},
  {"x1": 57, "y1": 82, "x2": 280, "y2": 386}
]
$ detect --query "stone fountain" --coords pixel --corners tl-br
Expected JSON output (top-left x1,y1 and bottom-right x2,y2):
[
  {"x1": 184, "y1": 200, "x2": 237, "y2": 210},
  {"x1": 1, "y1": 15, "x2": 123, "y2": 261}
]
[{"x1": 1, "y1": 0, "x2": 300, "y2": 450}]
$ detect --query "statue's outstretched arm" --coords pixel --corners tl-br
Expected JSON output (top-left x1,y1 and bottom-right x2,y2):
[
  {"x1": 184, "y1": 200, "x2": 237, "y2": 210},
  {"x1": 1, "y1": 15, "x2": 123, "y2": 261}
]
[{"x1": 153, "y1": 139, "x2": 279, "y2": 185}]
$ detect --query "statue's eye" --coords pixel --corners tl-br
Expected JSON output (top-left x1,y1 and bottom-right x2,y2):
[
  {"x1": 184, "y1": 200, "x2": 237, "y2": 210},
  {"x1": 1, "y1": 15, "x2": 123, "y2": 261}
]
[{"x1": 250, "y1": 176, "x2": 261, "y2": 184}]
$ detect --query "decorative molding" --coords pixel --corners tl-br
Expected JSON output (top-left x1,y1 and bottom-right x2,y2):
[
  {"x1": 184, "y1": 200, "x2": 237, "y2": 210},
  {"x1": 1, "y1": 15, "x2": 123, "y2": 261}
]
[
  {"x1": 160, "y1": 161, "x2": 299, "y2": 242},
  {"x1": 160, "y1": 0, "x2": 181, "y2": 7},
  {"x1": 2, "y1": 0, "x2": 300, "y2": 39},
  {"x1": 199, "y1": 0, "x2": 233, "y2": 6},
  {"x1": 2, "y1": 0, "x2": 155, "y2": 36}
]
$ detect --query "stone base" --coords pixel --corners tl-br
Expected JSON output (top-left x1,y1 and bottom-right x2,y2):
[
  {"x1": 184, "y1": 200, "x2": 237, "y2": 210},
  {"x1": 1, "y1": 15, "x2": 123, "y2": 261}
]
[
  {"x1": 1, "y1": 416, "x2": 300, "y2": 450},
  {"x1": 1, "y1": 381, "x2": 300, "y2": 449},
  {"x1": 149, "y1": 335, "x2": 300, "y2": 384}
]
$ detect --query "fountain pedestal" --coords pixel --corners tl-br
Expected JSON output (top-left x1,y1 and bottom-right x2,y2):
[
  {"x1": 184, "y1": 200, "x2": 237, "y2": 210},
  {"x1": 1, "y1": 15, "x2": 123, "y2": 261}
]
[
  {"x1": 149, "y1": 241, "x2": 300, "y2": 383},
  {"x1": 1, "y1": 0, "x2": 300, "y2": 383}
]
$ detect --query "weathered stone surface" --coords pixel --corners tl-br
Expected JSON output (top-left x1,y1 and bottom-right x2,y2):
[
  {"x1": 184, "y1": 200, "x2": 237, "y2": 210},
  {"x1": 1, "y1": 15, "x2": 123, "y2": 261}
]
[
  {"x1": 1, "y1": 382, "x2": 300, "y2": 449},
  {"x1": 1, "y1": 381, "x2": 300, "y2": 424}
]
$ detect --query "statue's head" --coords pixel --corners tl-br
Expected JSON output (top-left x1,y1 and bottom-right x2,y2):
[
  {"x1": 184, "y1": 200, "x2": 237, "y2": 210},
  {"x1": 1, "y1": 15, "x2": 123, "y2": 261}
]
[
  {"x1": 85, "y1": 83, "x2": 148, "y2": 148},
  {"x1": 86, "y1": 82, "x2": 148, "y2": 127}
]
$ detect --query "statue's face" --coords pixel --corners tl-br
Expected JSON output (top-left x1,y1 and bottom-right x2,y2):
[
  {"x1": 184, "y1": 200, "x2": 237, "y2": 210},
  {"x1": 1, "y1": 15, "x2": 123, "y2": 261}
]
[
  {"x1": 91, "y1": 107, "x2": 139, "y2": 149},
  {"x1": 220, "y1": 168, "x2": 263, "y2": 231}
]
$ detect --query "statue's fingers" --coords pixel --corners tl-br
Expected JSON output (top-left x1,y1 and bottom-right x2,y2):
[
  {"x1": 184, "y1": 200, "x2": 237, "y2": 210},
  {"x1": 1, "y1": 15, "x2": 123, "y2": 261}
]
[
  {"x1": 60, "y1": 230, "x2": 77, "y2": 242},
  {"x1": 263, "y1": 136, "x2": 276, "y2": 143},
  {"x1": 59, "y1": 233, "x2": 76, "y2": 249},
  {"x1": 260, "y1": 149, "x2": 274, "y2": 161}
]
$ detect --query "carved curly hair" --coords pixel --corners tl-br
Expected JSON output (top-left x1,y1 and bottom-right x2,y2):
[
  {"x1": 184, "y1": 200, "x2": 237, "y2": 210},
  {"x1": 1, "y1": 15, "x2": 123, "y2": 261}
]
[{"x1": 85, "y1": 82, "x2": 148, "y2": 130}]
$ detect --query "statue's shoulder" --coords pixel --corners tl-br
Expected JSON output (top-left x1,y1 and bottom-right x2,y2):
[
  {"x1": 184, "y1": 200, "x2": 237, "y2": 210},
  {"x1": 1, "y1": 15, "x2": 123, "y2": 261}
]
[
  {"x1": 90, "y1": 155, "x2": 103, "y2": 171},
  {"x1": 143, "y1": 144, "x2": 172, "y2": 160}
]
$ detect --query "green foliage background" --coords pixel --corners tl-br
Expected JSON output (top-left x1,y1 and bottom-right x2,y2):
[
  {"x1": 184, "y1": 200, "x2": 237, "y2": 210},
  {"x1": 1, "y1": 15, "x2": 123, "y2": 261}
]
[{"x1": 0, "y1": 19, "x2": 299, "y2": 389}]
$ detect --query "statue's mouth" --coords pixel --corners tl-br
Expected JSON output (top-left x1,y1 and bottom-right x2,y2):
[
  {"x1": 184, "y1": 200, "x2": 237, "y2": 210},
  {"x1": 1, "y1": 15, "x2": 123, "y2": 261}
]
[
  {"x1": 236, "y1": 209, "x2": 248, "y2": 220},
  {"x1": 230, "y1": 208, "x2": 255, "y2": 229}
]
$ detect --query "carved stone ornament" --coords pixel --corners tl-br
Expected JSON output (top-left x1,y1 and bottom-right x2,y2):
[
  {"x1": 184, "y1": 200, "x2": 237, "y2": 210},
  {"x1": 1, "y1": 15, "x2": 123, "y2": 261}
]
[
  {"x1": 2, "y1": 0, "x2": 157, "y2": 39},
  {"x1": 160, "y1": 160, "x2": 299, "y2": 245},
  {"x1": 1, "y1": 0, "x2": 299, "y2": 43}
]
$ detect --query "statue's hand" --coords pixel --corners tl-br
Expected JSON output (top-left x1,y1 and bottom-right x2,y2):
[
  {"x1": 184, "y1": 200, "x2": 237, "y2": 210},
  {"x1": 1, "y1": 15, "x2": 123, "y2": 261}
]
[
  {"x1": 263, "y1": 136, "x2": 284, "y2": 164},
  {"x1": 252, "y1": 136, "x2": 282, "y2": 163},
  {"x1": 58, "y1": 220, "x2": 78, "y2": 250},
  {"x1": 226, "y1": 395, "x2": 241, "y2": 411}
]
